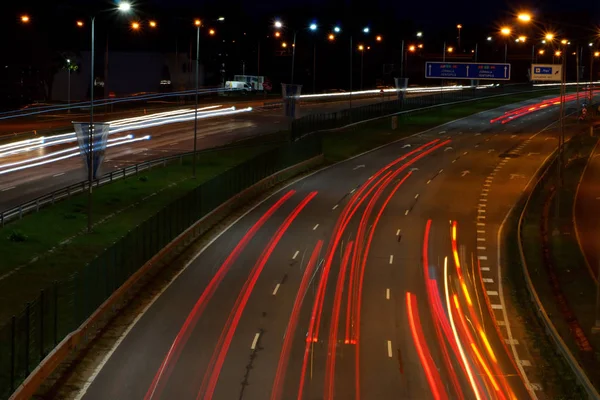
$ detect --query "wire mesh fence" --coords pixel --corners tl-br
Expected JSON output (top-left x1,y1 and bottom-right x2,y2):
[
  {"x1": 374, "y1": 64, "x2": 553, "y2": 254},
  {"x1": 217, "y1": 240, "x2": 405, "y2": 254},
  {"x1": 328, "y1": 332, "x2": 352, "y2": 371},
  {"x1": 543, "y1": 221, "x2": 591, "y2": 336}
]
[{"x1": 0, "y1": 133, "x2": 322, "y2": 400}]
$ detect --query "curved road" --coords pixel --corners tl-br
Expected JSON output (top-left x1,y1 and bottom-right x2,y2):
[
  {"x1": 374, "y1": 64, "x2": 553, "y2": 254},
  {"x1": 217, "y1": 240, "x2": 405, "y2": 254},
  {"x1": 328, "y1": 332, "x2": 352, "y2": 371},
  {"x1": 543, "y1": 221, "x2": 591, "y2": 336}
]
[{"x1": 42, "y1": 95, "x2": 576, "y2": 400}]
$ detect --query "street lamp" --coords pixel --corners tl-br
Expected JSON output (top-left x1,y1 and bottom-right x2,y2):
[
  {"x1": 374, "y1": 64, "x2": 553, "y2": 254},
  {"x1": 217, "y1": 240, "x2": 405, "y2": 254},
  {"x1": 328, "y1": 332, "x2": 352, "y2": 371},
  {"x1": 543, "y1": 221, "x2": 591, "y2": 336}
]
[
  {"x1": 131, "y1": 21, "x2": 140, "y2": 30},
  {"x1": 309, "y1": 23, "x2": 317, "y2": 31},
  {"x1": 363, "y1": 26, "x2": 370, "y2": 33},
  {"x1": 500, "y1": 27, "x2": 511, "y2": 62},
  {"x1": 457, "y1": 24, "x2": 462, "y2": 49},
  {"x1": 334, "y1": 26, "x2": 341, "y2": 33},
  {"x1": 274, "y1": 20, "x2": 283, "y2": 29},
  {"x1": 358, "y1": 45, "x2": 365, "y2": 89},
  {"x1": 328, "y1": 33, "x2": 335, "y2": 41},
  {"x1": 85, "y1": 0, "x2": 132, "y2": 233},
  {"x1": 309, "y1": 23, "x2": 318, "y2": 93},
  {"x1": 192, "y1": 18, "x2": 202, "y2": 179},
  {"x1": 416, "y1": 31, "x2": 423, "y2": 37},
  {"x1": 209, "y1": 28, "x2": 215, "y2": 35},
  {"x1": 517, "y1": 13, "x2": 532, "y2": 22},
  {"x1": 376, "y1": 35, "x2": 382, "y2": 42},
  {"x1": 76, "y1": 20, "x2": 84, "y2": 27},
  {"x1": 20, "y1": 14, "x2": 30, "y2": 23},
  {"x1": 408, "y1": 45, "x2": 416, "y2": 52},
  {"x1": 149, "y1": 20, "x2": 157, "y2": 28}
]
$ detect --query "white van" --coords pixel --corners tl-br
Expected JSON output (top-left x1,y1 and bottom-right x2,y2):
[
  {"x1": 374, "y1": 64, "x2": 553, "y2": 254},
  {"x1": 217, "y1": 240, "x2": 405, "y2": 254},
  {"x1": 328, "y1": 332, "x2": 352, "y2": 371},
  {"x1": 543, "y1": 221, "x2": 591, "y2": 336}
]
[{"x1": 225, "y1": 81, "x2": 253, "y2": 92}]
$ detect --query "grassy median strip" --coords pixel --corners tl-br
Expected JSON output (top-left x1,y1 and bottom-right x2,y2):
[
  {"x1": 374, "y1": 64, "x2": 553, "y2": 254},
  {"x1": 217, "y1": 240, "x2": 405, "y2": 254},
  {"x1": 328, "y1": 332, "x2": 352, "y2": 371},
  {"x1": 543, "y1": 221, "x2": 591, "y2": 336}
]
[
  {"x1": 0, "y1": 143, "x2": 275, "y2": 323},
  {"x1": 519, "y1": 132, "x2": 600, "y2": 394}
]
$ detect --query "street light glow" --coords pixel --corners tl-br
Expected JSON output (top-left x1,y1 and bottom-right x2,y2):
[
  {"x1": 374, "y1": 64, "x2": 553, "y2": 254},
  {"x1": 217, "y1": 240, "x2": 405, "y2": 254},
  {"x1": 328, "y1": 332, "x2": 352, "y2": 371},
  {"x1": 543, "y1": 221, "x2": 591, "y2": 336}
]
[
  {"x1": 517, "y1": 13, "x2": 532, "y2": 22},
  {"x1": 334, "y1": 26, "x2": 341, "y2": 33},
  {"x1": 209, "y1": 29, "x2": 215, "y2": 35},
  {"x1": 595, "y1": 51, "x2": 600, "y2": 57},
  {"x1": 275, "y1": 31, "x2": 280, "y2": 37},
  {"x1": 194, "y1": 19, "x2": 201, "y2": 27},
  {"x1": 149, "y1": 20, "x2": 157, "y2": 28},
  {"x1": 518, "y1": 35, "x2": 526, "y2": 42},
  {"x1": 416, "y1": 31, "x2": 423, "y2": 37},
  {"x1": 131, "y1": 21, "x2": 140, "y2": 30},
  {"x1": 545, "y1": 33, "x2": 555, "y2": 40},
  {"x1": 76, "y1": 20, "x2": 84, "y2": 27},
  {"x1": 555, "y1": 50, "x2": 561, "y2": 56},
  {"x1": 282, "y1": 42, "x2": 287, "y2": 48},
  {"x1": 418, "y1": 43, "x2": 423, "y2": 48},
  {"x1": 590, "y1": 43, "x2": 594, "y2": 47},
  {"x1": 500, "y1": 27, "x2": 511, "y2": 36},
  {"x1": 447, "y1": 46, "x2": 454, "y2": 53},
  {"x1": 118, "y1": 1, "x2": 132, "y2": 12},
  {"x1": 487, "y1": 36, "x2": 492, "y2": 41},
  {"x1": 408, "y1": 45, "x2": 416, "y2": 52},
  {"x1": 218, "y1": 17, "x2": 225, "y2": 21},
  {"x1": 539, "y1": 49, "x2": 545, "y2": 55},
  {"x1": 457, "y1": 24, "x2": 462, "y2": 29},
  {"x1": 363, "y1": 26, "x2": 370, "y2": 33},
  {"x1": 328, "y1": 33, "x2": 335, "y2": 41},
  {"x1": 274, "y1": 20, "x2": 283, "y2": 29},
  {"x1": 20, "y1": 15, "x2": 30, "y2": 23},
  {"x1": 358, "y1": 44, "x2": 364, "y2": 51},
  {"x1": 561, "y1": 39, "x2": 568, "y2": 44},
  {"x1": 309, "y1": 23, "x2": 317, "y2": 31},
  {"x1": 376, "y1": 35, "x2": 382, "y2": 41}
]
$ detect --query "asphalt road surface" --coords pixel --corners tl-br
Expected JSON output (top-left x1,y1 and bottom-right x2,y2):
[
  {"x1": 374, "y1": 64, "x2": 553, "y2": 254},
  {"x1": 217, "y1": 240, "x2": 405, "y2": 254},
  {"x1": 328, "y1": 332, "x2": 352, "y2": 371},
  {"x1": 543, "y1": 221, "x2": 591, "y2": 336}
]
[
  {"x1": 52, "y1": 95, "x2": 575, "y2": 400},
  {"x1": 574, "y1": 139, "x2": 600, "y2": 280},
  {"x1": 0, "y1": 94, "x2": 405, "y2": 211}
]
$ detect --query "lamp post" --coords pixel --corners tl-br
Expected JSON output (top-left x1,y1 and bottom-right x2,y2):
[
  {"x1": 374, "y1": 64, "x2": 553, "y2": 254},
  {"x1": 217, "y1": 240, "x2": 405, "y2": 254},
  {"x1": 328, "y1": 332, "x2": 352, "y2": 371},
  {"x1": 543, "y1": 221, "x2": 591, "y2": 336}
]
[
  {"x1": 358, "y1": 44, "x2": 365, "y2": 90},
  {"x1": 457, "y1": 24, "x2": 462, "y2": 50},
  {"x1": 67, "y1": 59, "x2": 72, "y2": 112},
  {"x1": 192, "y1": 18, "x2": 201, "y2": 178},
  {"x1": 310, "y1": 23, "x2": 317, "y2": 93},
  {"x1": 500, "y1": 26, "x2": 511, "y2": 63}
]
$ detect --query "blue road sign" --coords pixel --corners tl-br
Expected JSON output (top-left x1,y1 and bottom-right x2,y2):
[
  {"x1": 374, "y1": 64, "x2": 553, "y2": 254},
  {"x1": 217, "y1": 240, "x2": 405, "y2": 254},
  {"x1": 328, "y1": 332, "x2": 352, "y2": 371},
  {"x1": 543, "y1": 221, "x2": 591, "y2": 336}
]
[{"x1": 425, "y1": 62, "x2": 511, "y2": 80}]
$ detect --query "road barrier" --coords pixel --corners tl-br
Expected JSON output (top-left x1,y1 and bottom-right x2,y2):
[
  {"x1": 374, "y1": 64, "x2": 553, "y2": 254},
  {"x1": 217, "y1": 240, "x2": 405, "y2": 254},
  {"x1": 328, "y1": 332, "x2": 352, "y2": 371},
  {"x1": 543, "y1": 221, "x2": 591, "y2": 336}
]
[
  {"x1": 517, "y1": 151, "x2": 600, "y2": 399},
  {"x1": 0, "y1": 134, "x2": 322, "y2": 400}
]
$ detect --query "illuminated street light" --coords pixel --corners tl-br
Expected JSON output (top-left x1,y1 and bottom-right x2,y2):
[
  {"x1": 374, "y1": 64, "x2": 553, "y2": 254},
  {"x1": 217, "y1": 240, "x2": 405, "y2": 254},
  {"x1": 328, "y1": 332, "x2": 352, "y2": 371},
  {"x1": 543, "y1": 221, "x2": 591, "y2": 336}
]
[
  {"x1": 500, "y1": 27, "x2": 511, "y2": 36},
  {"x1": 131, "y1": 21, "x2": 140, "y2": 30},
  {"x1": 595, "y1": 51, "x2": 600, "y2": 57},
  {"x1": 416, "y1": 31, "x2": 423, "y2": 37},
  {"x1": 457, "y1": 24, "x2": 462, "y2": 29},
  {"x1": 328, "y1": 33, "x2": 335, "y2": 41},
  {"x1": 518, "y1": 35, "x2": 526, "y2": 42},
  {"x1": 358, "y1": 44, "x2": 364, "y2": 51},
  {"x1": 218, "y1": 17, "x2": 225, "y2": 21},
  {"x1": 542, "y1": 40, "x2": 546, "y2": 44},
  {"x1": 363, "y1": 26, "x2": 370, "y2": 33},
  {"x1": 418, "y1": 44, "x2": 423, "y2": 49},
  {"x1": 408, "y1": 45, "x2": 416, "y2": 52},
  {"x1": 309, "y1": 23, "x2": 317, "y2": 31},
  {"x1": 539, "y1": 49, "x2": 545, "y2": 55},
  {"x1": 282, "y1": 42, "x2": 287, "y2": 48},
  {"x1": 149, "y1": 20, "x2": 157, "y2": 28},
  {"x1": 487, "y1": 36, "x2": 492, "y2": 41},
  {"x1": 20, "y1": 14, "x2": 30, "y2": 23},
  {"x1": 334, "y1": 26, "x2": 341, "y2": 33},
  {"x1": 561, "y1": 39, "x2": 567, "y2": 44},
  {"x1": 517, "y1": 13, "x2": 532, "y2": 22},
  {"x1": 194, "y1": 19, "x2": 201, "y2": 27},
  {"x1": 76, "y1": 20, "x2": 84, "y2": 27},
  {"x1": 275, "y1": 31, "x2": 281, "y2": 38},
  {"x1": 590, "y1": 43, "x2": 594, "y2": 47},
  {"x1": 274, "y1": 20, "x2": 283, "y2": 29},
  {"x1": 118, "y1": 1, "x2": 132, "y2": 12},
  {"x1": 209, "y1": 29, "x2": 215, "y2": 35},
  {"x1": 545, "y1": 33, "x2": 555, "y2": 41},
  {"x1": 447, "y1": 46, "x2": 454, "y2": 53},
  {"x1": 376, "y1": 35, "x2": 382, "y2": 41},
  {"x1": 555, "y1": 50, "x2": 561, "y2": 56}
]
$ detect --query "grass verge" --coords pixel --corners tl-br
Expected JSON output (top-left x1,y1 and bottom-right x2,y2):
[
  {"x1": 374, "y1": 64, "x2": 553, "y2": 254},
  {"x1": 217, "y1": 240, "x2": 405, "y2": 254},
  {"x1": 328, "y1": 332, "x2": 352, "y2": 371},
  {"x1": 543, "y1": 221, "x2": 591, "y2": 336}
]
[{"x1": 519, "y1": 132, "x2": 600, "y2": 395}]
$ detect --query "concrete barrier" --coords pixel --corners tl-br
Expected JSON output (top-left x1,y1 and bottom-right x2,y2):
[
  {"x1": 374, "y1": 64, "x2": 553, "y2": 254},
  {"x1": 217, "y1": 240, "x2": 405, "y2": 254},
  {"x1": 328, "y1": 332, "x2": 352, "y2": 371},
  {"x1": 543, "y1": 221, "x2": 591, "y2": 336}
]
[{"x1": 9, "y1": 154, "x2": 323, "y2": 400}]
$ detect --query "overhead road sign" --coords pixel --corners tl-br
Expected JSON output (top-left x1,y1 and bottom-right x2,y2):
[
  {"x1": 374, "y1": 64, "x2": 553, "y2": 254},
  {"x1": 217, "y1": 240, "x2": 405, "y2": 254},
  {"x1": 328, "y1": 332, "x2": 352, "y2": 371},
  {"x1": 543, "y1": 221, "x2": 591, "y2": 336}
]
[
  {"x1": 531, "y1": 64, "x2": 562, "y2": 82},
  {"x1": 425, "y1": 62, "x2": 511, "y2": 80}
]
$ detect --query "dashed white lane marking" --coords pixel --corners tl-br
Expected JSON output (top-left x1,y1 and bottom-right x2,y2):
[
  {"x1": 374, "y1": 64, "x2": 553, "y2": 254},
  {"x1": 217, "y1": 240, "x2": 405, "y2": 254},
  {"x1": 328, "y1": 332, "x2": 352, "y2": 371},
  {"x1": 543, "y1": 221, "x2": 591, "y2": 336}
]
[
  {"x1": 483, "y1": 183, "x2": 491, "y2": 188},
  {"x1": 1, "y1": 186, "x2": 16, "y2": 191},
  {"x1": 332, "y1": 204, "x2": 338, "y2": 210},
  {"x1": 387, "y1": 340, "x2": 393, "y2": 357},
  {"x1": 480, "y1": 198, "x2": 488, "y2": 202},
  {"x1": 487, "y1": 291, "x2": 499, "y2": 296},
  {"x1": 482, "y1": 188, "x2": 489, "y2": 192},
  {"x1": 389, "y1": 255, "x2": 394, "y2": 264},
  {"x1": 477, "y1": 230, "x2": 485, "y2": 233},
  {"x1": 53, "y1": 173, "x2": 65, "y2": 178},
  {"x1": 482, "y1": 278, "x2": 494, "y2": 283},
  {"x1": 463, "y1": 151, "x2": 468, "y2": 155},
  {"x1": 477, "y1": 215, "x2": 486, "y2": 220},
  {"x1": 477, "y1": 238, "x2": 486, "y2": 241},
  {"x1": 427, "y1": 179, "x2": 432, "y2": 184},
  {"x1": 313, "y1": 224, "x2": 319, "y2": 230},
  {"x1": 396, "y1": 229, "x2": 401, "y2": 236},
  {"x1": 386, "y1": 288, "x2": 390, "y2": 300},
  {"x1": 350, "y1": 188, "x2": 356, "y2": 194},
  {"x1": 414, "y1": 194, "x2": 419, "y2": 199},
  {"x1": 478, "y1": 209, "x2": 486, "y2": 213},
  {"x1": 520, "y1": 360, "x2": 532, "y2": 367},
  {"x1": 404, "y1": 210, "x2": 410, "y2": 216},
  {"x1": 481, "y1": 267, "x2": 490, "y2": 271},
  {"x1": 477, "y1": 223, "x2": 485, "y2": 226},
  {"x1": 439, "y1": 169, "x2": 444, "y2": 174},
  {"x1": 478, "y1": 204, "x2": 487, "y2": 208},
  {"x1": 293, "y1": 251, "x2": 300, "y2": 260},
  {"x1": 477, "y1": 246, "x2": 486, "y2": 250},
  {"x1": 439, "y1": 131, "x2": 446, "y2": 134},
  {"x1": 491, "y1": 304, "x2": 503, "y2": 310},
  {"x1": 251, "y1": 333, "x2": 261, "y2": 350},
  {"x1": 528, "y1": 383, "x2": 543, "y2": 391},
  {"x1": 497, "y1": 320, "x2": 506, "y2": 326},
  {"x1": 272, "y1": 284, "x2": 281, "y2": 295},
  {"x1": 505, "y1": 339, "x2": 519, "y2": 345}
]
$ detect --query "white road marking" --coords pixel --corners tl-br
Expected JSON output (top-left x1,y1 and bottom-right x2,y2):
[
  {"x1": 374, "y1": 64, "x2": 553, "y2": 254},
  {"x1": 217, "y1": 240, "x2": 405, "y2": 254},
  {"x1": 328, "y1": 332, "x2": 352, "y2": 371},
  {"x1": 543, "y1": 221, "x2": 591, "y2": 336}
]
[
  {"x1": 477, "y1": 246, "x2": 486, "y2": 250},
  {"x1": 477, "y1": 238, "x2": 486, "y2": 241},
  {"x1": 53, "y1": 173, "x2": 65, "y2": 178},
  {"x1": 463, "y1": 151, "x2": 468, "y2": 155},
  {"x1": 483, "y1": 183, "x2": 491, "y2": 187},
  {"x1": 293, "y1": 251, "x2": 300, "y2": 260},
  {"x1": 439, "y1": 169, "x2": 444, "y2": 174},
  {"x1": 528, "y1": 383, "x2": 543, "y2": 391},
  {"x1": 477, "y1": 230, "x2": 485, "y2": 233},
  {"x1": 332, "y1": 204, "x2": 338, "y2": 210},
  {"x1": 481, "y1": 267, "x2": 490, "y2": 271},
  {"x1": 477, "y1": 215, "x2": 486, "y2": 220},
  {"x1": 478, "y1": 209, "x2": 486, "y2": 213},
  {"x1": 487, "y1": 291, "x2": 499, "y2": 296},
  {"x1": 482, "y1": 188, "x2": 489, "y2": 192},
  {"x1": 1, "y1": 186, "x2": 15, "y2": 192},
  {"x1": 477, "y1": 223, "x2": 485, "y2": 226},
  {"x1": 520, "y1": 360, "x2": 532, "y2": 367},
  {"x1": 480, "y1": 198, "x2": 488, "y2": 202},
  {"x1": 396, "y1": 229, "x2": 401, "y2": 236},
  {"x1": 272, "y1": 284, "x2": 281, "y2": 295},
  {"x1": 405, "y1": 210, "x2": 409, "y2": 216},
  {"x1": 386, "y1": 288, "x2": 390, "y2": 300},
  {"x1": 251, "y1": 333, "x2": 261, "y2": 350},
  {"x1": 478, "y1": 204, "x2": 487, "y2": 208},
  {"x1": 505, "y1": 339, "x2": 519, "y2": 345},
  {"x1": 452, "y1": 159, "x2": 457, "y2": 163},
  {"x1": 483, "y1": 278, "x2": 494, "y2": 283},
  {"x1": 414, "y1": 194, "x2": 419, "y2": 199},
  {"x1": 387, "y1": 340, "x2": 393, "y2": 357},
  {"x1": 478, "y1": 255, "x2": 488, "y2": 260},
  {"x1": 313, "y1": 224, "x2": 319, "y2": 230},
  {"x1": 389, "y1": 255, "x2": 394, "y2": 264},
  {"x1": 427, "y1": 179, "x2": 432, "y2": 184},
  {"x1": 492, "y1": 304, "x2": 503, "y2": 310},
  {"x1": 497, "y1": 320, "x2": 506, "y2": 326},
  {"x1": 350, "y1": 188, "x2": 356, "y2": 194}
]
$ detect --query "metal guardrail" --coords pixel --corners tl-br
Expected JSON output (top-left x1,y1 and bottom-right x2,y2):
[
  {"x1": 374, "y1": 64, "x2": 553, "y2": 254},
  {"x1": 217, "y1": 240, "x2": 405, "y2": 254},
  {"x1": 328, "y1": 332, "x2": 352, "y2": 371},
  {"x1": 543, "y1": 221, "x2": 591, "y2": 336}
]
[
  {"x1": 0, "y1": 85, "x2": 555, "y2": 227},
  {"x1": 517, "y1": 151, "x2": 600, "y2": 399}
]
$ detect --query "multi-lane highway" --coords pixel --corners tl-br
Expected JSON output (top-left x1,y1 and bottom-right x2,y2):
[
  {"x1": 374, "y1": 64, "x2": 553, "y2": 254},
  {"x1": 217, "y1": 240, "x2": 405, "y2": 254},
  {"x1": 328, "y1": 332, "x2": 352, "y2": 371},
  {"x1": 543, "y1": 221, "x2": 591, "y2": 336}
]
[
  {"x1": 44, "y1": 94, "x2": 580, "y2": 399},
  {"x1": 0, "y1": 92, "x2": 422, "y2": 211}
]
